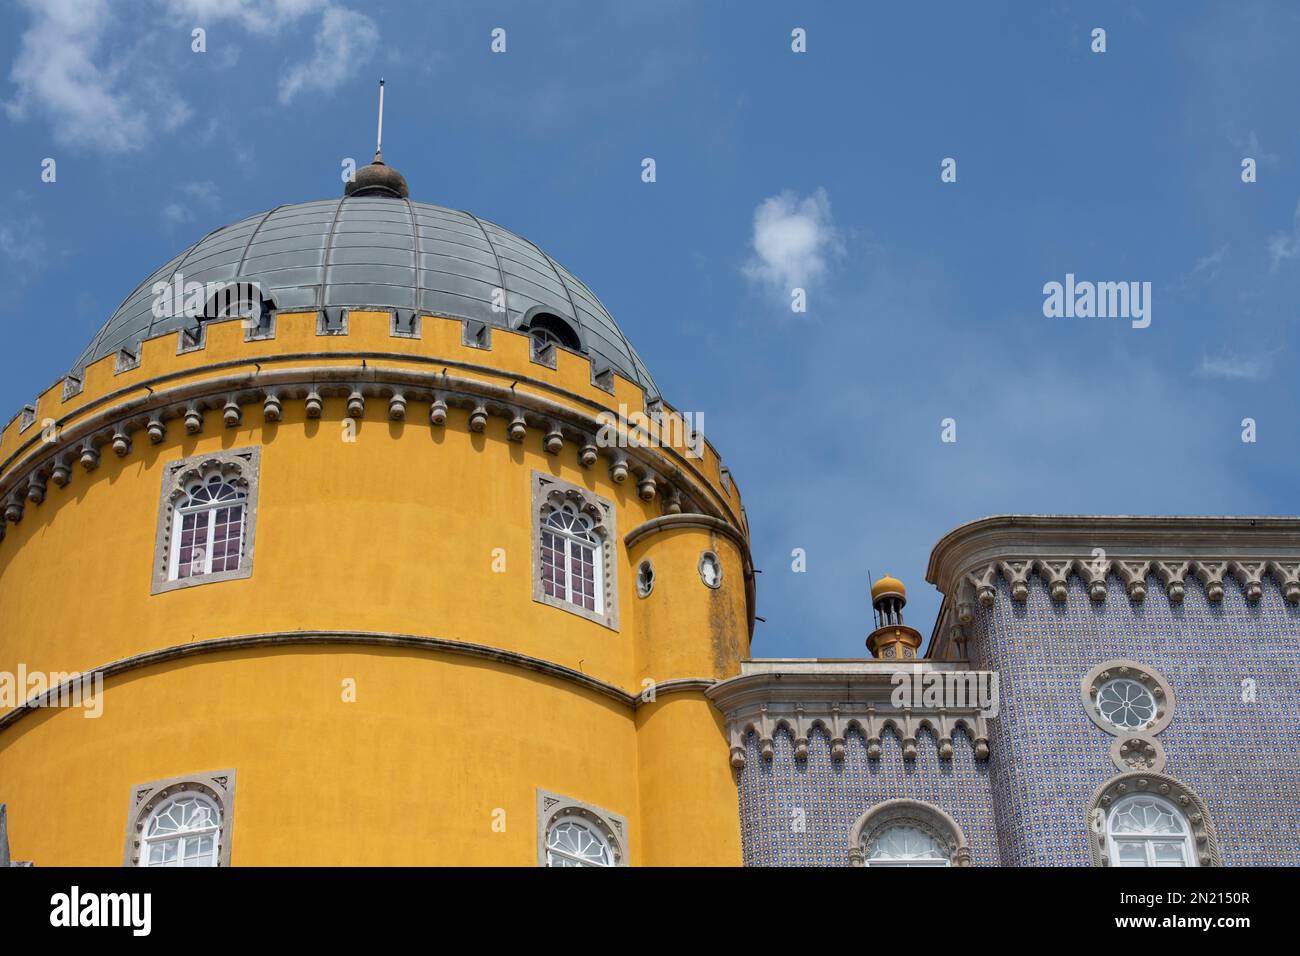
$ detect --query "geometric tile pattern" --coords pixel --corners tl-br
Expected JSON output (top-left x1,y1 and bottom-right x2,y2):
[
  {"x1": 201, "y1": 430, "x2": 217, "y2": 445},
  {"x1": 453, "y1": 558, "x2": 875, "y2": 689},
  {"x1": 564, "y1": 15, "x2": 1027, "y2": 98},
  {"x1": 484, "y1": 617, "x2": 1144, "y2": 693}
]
[
  {"x1": 736, "y1": 723, "x2": 999, "y2": 866},
  {"x1": 970, "y1": 573, "x2": 1300, "y2": 866}
]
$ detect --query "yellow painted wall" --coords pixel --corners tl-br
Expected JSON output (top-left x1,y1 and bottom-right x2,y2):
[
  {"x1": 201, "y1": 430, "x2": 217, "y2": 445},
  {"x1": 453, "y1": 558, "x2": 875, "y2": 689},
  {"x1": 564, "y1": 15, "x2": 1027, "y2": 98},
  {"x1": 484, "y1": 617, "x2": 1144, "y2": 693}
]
[{"x1": 0, "y1": 313, "x2": 750, "y2": 866}]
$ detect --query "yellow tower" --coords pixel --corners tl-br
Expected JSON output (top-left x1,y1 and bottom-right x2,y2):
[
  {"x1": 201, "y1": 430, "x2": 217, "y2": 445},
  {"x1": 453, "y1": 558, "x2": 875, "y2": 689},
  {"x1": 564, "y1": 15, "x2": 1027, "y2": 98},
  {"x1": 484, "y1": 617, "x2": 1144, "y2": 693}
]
[
  {"x1": 0, "y1": 149, "x2": 752, "y2": 866},
  {"x1": 867, "y1": 575, "x2": 923, "y2": 660}
]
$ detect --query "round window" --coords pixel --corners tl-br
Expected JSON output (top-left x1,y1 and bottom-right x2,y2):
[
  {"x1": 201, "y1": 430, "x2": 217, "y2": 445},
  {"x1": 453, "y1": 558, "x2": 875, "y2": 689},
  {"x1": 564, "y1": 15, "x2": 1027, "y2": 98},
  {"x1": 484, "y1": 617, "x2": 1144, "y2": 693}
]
[{"x1": 1096, "y1": 677, "x2": 1157, "y2": 730}]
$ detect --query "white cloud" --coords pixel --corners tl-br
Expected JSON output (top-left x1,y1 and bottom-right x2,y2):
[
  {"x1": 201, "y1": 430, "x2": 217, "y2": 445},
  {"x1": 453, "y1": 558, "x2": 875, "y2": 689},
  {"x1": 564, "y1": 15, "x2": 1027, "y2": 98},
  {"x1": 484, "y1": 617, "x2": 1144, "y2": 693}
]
[
  {"x1": 1268, "y1": 199, "x2": 1300, "y2": 270},
  {"x1": 4, "y1": 0, "x2": 166, "y2": 154},
  {"x1": 5, "y1": 0, "x2": 377, "y2": 154},
  {"x1": 162, "y1": 0, "x2": 329, "y2": 35},
  {"x1": 278, "y1": 6, "x2": 379, "y2": 105},
  {"x1": 742, "y1": 188, "x2": 842, "y2": 296},
  {"x1": 1196, "y1": 350, "x2": 1276, "y2": 382}
]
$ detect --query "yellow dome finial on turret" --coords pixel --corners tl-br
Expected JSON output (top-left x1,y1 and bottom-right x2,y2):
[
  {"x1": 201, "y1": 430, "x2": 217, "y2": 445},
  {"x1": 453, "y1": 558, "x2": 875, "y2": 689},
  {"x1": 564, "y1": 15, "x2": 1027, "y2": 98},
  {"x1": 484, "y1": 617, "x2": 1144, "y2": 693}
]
[{"x1": 867, "y1": 573, "x2": 922, "y2": 660}]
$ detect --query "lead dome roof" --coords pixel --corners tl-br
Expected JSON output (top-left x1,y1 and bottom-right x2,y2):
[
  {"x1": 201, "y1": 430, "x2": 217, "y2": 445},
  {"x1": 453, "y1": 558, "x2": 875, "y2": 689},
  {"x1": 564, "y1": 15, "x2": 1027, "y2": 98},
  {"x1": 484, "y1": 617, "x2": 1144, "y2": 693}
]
[{"x1": 77, "y1": 196, "x2": 658, "y2": 398}]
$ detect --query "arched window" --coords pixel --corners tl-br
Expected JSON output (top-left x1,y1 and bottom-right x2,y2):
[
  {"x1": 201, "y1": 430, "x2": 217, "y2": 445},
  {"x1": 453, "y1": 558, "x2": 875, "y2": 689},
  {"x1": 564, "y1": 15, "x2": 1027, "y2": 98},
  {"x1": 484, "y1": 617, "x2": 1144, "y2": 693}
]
[
  {"x1": 865, "y1": 825, "x2": 951, "y2": 867},
  {"x1": 545, "y1": 817, "x2": 614, "y2": 867},
  {"x1": 171, "y1": 474, "x2": 247, "y2": 581},
  {"x1": 124, "y1": 770, "x2": 236, "y2": 867},
  {"x1": 153, "y1": 449, "x2": 260, "y2": 594},
  {"x1": 142, "y1": 794, "x2": 221, "y2": 867},
  {"x1": 1106, "y1": 793, "x2": 1195, "y2": 867},
  {"x1": 1088, "y1": 772, "x2": 1221, "y2": 867},
  {"x1": 536, "y1": 789, "x2": 628, "y2": 867},
  {"x1": 522, "y1": 311, "x2": 581, "y2": 352},
  {"x1": 531, "y1": 473, "x2": 618, "y2": 630},
  {"x1": 541, "y1": 503, "x2": 602, "y2": 614},
  {"x1": 848, "y1": 799, "x2": 971, "y2": 867}
]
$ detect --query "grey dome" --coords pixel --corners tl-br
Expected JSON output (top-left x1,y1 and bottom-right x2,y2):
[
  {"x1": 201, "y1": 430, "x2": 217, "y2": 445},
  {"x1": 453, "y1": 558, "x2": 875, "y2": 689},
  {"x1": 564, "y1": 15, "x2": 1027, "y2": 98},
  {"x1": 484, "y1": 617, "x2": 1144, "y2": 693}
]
[{"x1": 78, "y1": 196, "x2": 658, "y2": 398}]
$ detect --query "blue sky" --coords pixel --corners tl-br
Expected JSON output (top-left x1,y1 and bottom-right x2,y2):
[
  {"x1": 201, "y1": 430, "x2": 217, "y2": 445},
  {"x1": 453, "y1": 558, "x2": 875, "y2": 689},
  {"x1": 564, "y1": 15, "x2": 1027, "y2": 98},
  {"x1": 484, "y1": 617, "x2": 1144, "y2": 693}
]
[{"x1": 2, "y1": 1, "x2": 1298, "y2": 657}]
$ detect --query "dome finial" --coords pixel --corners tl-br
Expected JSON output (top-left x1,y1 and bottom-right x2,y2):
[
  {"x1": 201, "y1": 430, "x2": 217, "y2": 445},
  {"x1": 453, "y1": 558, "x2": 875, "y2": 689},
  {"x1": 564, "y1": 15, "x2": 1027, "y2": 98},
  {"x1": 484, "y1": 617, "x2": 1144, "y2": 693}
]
[
  {"x1": 867, "y1": 573, "x2": 922, "y2": 660},
  {"x1": 345, "y1": 77, "x2": 409, "y2": 198}
]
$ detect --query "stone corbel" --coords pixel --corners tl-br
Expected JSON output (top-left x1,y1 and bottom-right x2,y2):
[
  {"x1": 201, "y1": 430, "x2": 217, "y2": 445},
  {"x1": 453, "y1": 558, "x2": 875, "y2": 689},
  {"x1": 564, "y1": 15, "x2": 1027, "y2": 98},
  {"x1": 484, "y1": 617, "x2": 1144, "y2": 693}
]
[
  {"x1": 222, "y1": 396, "x2": 242, "y2": 429},
  {"x1": 998, "y1": 560, "x2": 1032, "y2": 602},
  {"x1": 468, "y1": 403, "x2": 488, "y2": 433},
  {"x1": 304, "y1": 390, "x2": 323, "y2": 419},
  {"x1": 936, "y1": 712, "x2": 954, "y2": 760},
  {"x1": 507, "y1": 412, "x2": 527, "y2": 442},
  {"x1": 900, "y1": 713, "x2": 918, "y2": 761},
  {"x1": 543, "y1": 424, "x2": 564, "y2": 455},
  {"x1": 955, "y1": 577, "x2": 977, "y2": 624},
  {"x1": 50, "y1": 455, "x2": 71, "y2": 488},
  {"x1": 792, "y1": 705, "x2": 809, "y2": 761},
  {"x1": 578, "y1": 441, "x2": 598, "y2": 468},
  {"x1": 967, "y1": 564, "x2": 998, "y2": 607},
  {"x1": 1193, "y1": 562, "x2": 1228, "y2": 603},
  {"x1": 1081, "y1": 557, "x2": 1110, "y2": 602},
  {"x1": 346, "y1": 390, "x2": 365, "y2": 420},
  {"x1": 388, "y1": 392, "x2": 407, "y2": 421},
  {"x1": 1267, "y1": 561, "x2": 1300, "y2": 603},
  {"x1": 973, "y1": 715, "x2": 990, "y2": 760},
  {"x1": 3, "y1": 493, "x2": 23, "y2": 524},
  {"x1": 263, "y1": 390, "x2": 282, "y2": 423},
  {"x1": 429, "y1": 394, "x2": 448, "y2": 425},
  {"x1": 1229, "y1": 561, "x2": 1266, "y2": 604},
  {"x1": 183, "y1": 403, "x2": 204, "y2": 434},
  {"x1": 1117, "y1": 560, "x2": 1151, "y2": 601},
  {"x1": 1035, "y1": 559, "x2": 1073, "y2": 602},
  {"x1": 829, "y1": 703, "x2": 847, "y2": 761},
  {"x1": 111, "y1": 427, "x2": 131, "y2": 457},
  {"x1": 1153, "y1": 561, "x2": 1191, "y2": 602},
  {"x1": 79, "y1": 440, "x2": 100, "y2": 472},
  {"x1": 24, "y1": 472, "x2": 46, "y2": 505},
  {"x1": 146, "y1": 415, "x2": 166, "y2": 444}
]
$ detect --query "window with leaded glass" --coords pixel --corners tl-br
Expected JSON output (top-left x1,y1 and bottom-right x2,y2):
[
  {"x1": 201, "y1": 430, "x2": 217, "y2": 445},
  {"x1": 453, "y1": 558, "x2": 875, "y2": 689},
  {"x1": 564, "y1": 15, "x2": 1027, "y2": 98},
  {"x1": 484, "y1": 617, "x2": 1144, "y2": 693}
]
[
  {"x1": 1106, "y1": 794, "x2": 1195, "y2": 867},
  {"x1": 142, "y1": 795, "x2": 221, "y2": 867}
]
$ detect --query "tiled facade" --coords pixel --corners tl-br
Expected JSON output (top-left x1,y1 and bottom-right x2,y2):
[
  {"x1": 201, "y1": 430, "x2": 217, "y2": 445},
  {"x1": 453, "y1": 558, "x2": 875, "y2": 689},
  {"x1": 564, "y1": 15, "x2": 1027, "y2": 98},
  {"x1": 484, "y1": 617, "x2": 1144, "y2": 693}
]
[
  {"x1": 736, "y1": 724, "x2": 998, "y2": 866},
  {"x1": 970, "y1": 572, "x2": 1300, "y2": 867}
]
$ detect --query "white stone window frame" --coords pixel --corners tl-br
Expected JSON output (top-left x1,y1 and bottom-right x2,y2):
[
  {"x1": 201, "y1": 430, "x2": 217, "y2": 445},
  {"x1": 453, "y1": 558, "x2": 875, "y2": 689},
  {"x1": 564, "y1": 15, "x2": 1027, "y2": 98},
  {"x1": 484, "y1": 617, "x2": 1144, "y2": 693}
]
[
  {"x1": 531, "y1": 472, "x2": 618, "y2": 631},
  {"x1": 1087, "y1": 771, "x2": 1220, "y2": 867},
  {"x1": 123, "y1": 769, "x2": 236, "y2": 867},
  {"x1": 536, "y1": 789, "x2": 629, "y2": 867},
  {"x1": 1081, "y1": 659, "x2": 1175, "y2": 737},
  {"x1": 698, "y1": 550, "x2": 723, "y2": 589},
  {"x1": 848, "y1": 798, "x2": 971, "y2": 867},
  {"x1": 152, "y1": 448, "x2": 261, "y2": 595}
]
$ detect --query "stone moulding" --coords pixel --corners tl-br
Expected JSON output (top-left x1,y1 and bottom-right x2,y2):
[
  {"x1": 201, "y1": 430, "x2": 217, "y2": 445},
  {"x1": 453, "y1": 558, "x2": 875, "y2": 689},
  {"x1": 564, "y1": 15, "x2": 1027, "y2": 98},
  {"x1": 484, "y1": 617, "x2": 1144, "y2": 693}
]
[
  {"x1": 1086, "y1": 771, "x2": 1222, "y2": 867},
  {"x1": 0, "y1": 631, "x2": 721, "y2": 734},
  {"x1": 848, "y1": 799, "x2": 971, "y2": 867},
  {"x1": 707, "y1": 667, "x2": 992, "y2": 770},
  {"x1": 123, "y1": 769, "x2": 236, "y2": 868},
  {"x1": 924, "y1": 515, "x2": 1300, "y2": 659}
]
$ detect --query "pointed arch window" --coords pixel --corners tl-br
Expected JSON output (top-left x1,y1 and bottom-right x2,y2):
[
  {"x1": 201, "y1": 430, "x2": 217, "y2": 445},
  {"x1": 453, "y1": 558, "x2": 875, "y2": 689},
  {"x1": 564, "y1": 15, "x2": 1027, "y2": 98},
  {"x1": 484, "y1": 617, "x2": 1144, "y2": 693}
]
[
  {"x1": 531, "y1": 473, "x2": 618, "y2": 630},
  {"x1": 153, "y1": 448, "x2": 261, "y2": 594}
]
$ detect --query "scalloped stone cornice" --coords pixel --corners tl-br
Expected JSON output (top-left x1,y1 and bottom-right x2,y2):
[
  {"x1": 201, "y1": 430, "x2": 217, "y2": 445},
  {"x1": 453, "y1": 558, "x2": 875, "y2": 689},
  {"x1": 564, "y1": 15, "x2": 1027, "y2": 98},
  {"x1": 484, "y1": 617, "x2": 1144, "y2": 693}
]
[
  {"x1": 706, "y1": 661, "x2": 992, "y2": 768},
  {"x1": 925, "y1": 515, "x2": 1300, "y2": 659}
]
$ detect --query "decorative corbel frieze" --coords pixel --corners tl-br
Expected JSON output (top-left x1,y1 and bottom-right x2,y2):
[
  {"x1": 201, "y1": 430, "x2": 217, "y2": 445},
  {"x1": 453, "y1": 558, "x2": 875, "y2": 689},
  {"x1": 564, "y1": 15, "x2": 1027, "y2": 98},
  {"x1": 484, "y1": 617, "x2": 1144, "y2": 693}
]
[
  {"x1": 78, "y1": 441, "x2": 100, "y2": 472},
  {"x1": 304, "y1": 390, "x2": 323, "y2": 419},
  {"x1": 147, "y1": 415, "x2": 166, "y2": 444},
  {"x1": 578, "y1": 442, "x2": 598, "y2": 468},
  {"x1": 3, "y1": 493, "x2": 23, "y2": 524},
  {"x1": 111, "y1": 428, "x2": 132, "y2": 457},
  {"x1": 468, "y1": 403, "x2": 488, "y2": 433},
  {"x1": 543, "y1": 425, "x2": 564, "y2": 455},
  {"x1": 24, "y1": 473, "x2": 46, "y2": 505},
  {"x1": 609, "y1": 455, "x2": 629, "y2": 484},
  {"x1": 183, "y1": 404, "x2": 204, "y2": 434}
]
